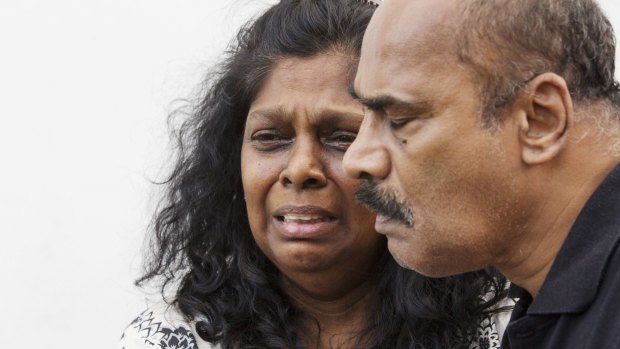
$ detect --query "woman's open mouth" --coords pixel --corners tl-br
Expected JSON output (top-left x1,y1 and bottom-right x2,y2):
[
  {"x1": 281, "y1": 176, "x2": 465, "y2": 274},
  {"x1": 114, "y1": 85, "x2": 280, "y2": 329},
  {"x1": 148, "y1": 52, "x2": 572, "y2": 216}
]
[
  {"x1": 273, "y1": 206, "x2": 338, "y2": 238},
  {"x1": 276, "y1": 214, "x2": 336, "y2": 224}
]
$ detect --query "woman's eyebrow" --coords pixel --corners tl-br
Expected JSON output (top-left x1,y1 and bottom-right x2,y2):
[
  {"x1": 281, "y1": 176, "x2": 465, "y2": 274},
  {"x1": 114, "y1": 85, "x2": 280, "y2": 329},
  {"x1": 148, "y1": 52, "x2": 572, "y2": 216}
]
[
  {"x1": 247, "y1": 106, "x2": 289, "y2": 122},
  {"x1": 312, "y1": 110, "x2": 364, "y2": 128},
  {"x1": 249, "y1": 106, "x2": 363, "y2": 123}
]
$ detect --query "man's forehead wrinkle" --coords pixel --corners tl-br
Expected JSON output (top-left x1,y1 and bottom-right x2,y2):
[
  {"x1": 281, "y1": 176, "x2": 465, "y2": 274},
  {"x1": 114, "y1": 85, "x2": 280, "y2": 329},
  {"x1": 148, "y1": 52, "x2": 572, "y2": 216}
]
[
  {"x1": 373, "y1": 0, "x2": 458, "y2": 66},
  {"x1": 355, "y1": 0, "x2": 460, "y2": 107},
  {"x1": 356, "y1": 41, "x2": 455, "y2": 101}
]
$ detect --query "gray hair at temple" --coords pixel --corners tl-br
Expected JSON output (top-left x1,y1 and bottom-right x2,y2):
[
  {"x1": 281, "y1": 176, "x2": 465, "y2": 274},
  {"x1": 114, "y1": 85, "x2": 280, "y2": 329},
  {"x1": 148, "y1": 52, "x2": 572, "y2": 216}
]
[{"x1": 456, "y1": 0, "x2": 620, "y2": 124}]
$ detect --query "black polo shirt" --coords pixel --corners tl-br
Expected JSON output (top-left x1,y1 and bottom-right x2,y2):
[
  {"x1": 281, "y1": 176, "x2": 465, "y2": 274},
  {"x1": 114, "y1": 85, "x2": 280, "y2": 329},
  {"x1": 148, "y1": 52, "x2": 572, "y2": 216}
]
[{"x1": 502, "y1": 164, "x2": 620, "y2": 349}]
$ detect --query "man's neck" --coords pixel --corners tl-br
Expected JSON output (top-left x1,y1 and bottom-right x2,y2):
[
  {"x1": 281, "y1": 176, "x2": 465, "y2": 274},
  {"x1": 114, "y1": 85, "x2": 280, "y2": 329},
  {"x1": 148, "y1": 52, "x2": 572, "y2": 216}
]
[
  {"x1": 499, "y1": 196, "x2": 579, "y2": 297},
  {"x1": 498, "y1": 151, "x2": 619, "y2": 297}
]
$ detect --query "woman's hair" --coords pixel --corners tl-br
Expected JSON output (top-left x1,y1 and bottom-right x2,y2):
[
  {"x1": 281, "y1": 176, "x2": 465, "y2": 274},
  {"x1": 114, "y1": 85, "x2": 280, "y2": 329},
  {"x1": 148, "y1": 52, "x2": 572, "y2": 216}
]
[{"x1": 138, "y1": 0, "x2": 507, "y2": 348}]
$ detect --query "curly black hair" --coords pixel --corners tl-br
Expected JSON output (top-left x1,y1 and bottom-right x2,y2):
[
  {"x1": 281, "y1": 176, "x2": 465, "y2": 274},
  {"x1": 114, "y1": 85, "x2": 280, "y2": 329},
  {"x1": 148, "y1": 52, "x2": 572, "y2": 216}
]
[{"x1": 137, "y1": 0, "x2": 507, "y2": 348}]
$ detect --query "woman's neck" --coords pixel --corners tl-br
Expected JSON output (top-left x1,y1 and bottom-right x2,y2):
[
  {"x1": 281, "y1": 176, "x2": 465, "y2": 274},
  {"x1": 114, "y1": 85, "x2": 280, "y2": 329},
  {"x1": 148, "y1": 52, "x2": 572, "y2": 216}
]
[{"x1": 282, "y1": 273, "x2": 378, "y2": 349}]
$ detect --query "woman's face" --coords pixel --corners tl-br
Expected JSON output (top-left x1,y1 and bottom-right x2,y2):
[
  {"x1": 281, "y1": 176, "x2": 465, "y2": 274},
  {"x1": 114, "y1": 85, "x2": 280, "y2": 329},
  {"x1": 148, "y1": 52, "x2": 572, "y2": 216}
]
[{"x1": 241, "y1": 53, "x2": 384, "y2": 296}]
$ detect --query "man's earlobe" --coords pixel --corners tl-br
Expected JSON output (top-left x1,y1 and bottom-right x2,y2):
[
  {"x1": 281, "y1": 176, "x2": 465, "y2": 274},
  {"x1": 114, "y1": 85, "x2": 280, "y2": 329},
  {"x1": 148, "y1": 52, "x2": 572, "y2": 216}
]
[{"x1": 518, "y1": 73, "x2": 573, "y2": 165}]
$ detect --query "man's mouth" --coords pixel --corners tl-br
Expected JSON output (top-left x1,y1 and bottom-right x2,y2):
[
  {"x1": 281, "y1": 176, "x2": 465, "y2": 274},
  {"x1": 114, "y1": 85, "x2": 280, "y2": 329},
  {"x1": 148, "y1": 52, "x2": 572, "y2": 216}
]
[{"x1": 375, "y1": 214, "x2": 393, "y2": 224}]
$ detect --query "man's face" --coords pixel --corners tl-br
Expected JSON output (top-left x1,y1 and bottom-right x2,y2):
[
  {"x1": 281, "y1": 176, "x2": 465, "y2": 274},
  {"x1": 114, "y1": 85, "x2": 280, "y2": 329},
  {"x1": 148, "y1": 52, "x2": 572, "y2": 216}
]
[{"x1": 344, "y1": 0, "x2": 527, "y2": 277}]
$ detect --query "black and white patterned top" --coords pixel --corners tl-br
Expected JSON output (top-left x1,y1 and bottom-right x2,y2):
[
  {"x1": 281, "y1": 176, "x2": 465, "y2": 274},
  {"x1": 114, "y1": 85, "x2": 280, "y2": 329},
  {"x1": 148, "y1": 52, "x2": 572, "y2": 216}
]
[
  {"x1": 119, "y1": 301, "x2": 512, "y2": 349},
  {"x1": 119, "y1": 303, "x2": 217, "y2": 349},
  {"x1": 469, "y1": 312, "x2": 507, "y2": 349}
]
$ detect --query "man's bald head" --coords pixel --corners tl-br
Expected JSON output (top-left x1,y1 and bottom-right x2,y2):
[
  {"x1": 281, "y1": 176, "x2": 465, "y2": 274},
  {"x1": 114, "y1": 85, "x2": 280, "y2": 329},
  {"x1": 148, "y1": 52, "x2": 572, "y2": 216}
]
[
  {"x1": 362, "y1": 0, "x2": 619, "y2": 124},
  {"x1": 456, "y1": 0, "x2": 620, "y2": 123}
]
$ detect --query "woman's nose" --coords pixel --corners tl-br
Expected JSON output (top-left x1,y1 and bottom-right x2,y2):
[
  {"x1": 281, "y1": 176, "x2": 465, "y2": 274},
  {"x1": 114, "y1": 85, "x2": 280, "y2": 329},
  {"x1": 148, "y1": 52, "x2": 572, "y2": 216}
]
[{"x1": 279, "y1": 137, "x2": 327, "y2": 190}]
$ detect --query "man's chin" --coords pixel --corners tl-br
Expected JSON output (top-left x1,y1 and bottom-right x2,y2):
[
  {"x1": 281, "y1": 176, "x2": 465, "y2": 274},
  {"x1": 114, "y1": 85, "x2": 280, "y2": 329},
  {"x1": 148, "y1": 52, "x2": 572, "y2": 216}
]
[
  {"x1": 385, "y1": 240, "x2": 439, "y2": 275},
  {"x1": 386, "y1": 236, "x2": 458, "y2": 277},
  {"x1": 388, "y1": 246, "x2": 414, "y2": 270}
]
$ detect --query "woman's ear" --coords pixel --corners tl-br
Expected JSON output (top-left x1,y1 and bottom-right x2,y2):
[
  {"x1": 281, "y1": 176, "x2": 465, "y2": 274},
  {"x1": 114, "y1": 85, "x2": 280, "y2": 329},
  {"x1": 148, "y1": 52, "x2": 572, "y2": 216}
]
[{"x1": 516, "y1": 72, "x2": 574, "y2": 165}]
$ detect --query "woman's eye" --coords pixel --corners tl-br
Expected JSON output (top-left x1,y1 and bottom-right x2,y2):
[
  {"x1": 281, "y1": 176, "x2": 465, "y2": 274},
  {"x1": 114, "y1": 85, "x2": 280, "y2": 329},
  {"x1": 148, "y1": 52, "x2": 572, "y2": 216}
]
[
  {"x1": 325, "y1": 130, "x2": 357, "y2": 150},
  {"x1": 253, "y1": 133, "x2": 279, "y2": 141},
  {"x1": 250, "y1": 130, "x2": 291, "y2": 150}
]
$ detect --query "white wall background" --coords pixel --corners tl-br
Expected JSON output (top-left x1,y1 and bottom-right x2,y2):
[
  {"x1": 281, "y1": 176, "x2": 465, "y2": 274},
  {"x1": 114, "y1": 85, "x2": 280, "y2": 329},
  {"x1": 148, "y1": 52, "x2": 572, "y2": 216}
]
[
  {"x1": 0, "y1": 1, "x2": 618, "y2": 348},
  {"x1": 0, "y1": 1, "x2": 276, "y2": 348}
]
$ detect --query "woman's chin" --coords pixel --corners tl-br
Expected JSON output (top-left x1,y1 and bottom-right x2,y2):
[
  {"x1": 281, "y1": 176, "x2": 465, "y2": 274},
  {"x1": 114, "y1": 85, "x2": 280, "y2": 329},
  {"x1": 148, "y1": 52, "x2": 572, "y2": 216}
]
[{"x1": 271, "y1": 244, "x2": 339, "y2": 274}]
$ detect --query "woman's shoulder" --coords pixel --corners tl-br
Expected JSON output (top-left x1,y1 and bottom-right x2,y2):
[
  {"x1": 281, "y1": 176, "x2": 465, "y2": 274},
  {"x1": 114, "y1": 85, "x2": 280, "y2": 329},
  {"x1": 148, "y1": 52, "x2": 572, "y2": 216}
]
[{"x1": 119, "y1": 302, "x2": 217, "y2": 349}]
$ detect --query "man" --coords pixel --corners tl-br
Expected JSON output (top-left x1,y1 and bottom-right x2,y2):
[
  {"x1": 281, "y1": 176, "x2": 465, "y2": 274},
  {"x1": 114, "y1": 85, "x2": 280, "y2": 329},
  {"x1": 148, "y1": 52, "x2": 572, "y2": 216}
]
[{"x1": 343, "y1": 0, "x2": 620, "y2": 347}]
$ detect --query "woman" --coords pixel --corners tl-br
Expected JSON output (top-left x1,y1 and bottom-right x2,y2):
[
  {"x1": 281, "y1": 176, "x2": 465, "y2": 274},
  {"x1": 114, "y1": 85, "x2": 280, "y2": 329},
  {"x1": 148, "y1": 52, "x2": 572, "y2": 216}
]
[{"x1": 120, "y1": 0, "x2": 509, "y2": 348}]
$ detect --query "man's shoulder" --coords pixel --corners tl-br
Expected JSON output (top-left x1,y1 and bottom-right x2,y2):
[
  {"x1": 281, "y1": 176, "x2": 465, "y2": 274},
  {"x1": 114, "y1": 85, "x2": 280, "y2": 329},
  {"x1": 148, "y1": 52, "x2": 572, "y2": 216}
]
[
  {"x1": 561, "y1": 241, "x2": 620, "y2": 346},
  {"x1": 589, "y1": 239, "x2": 620, "y2": 319},
  {"x1": 554, "y1": 241, "x2": 620, "y2": 347},
  {"x1": 118, "y1": 302, "x2": 217, "y2": 349}
]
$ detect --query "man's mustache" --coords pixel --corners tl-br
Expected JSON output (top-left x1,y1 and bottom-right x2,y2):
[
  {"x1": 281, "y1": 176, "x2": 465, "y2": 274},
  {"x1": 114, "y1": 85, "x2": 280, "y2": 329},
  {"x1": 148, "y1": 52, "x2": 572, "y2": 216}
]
[{"x1": 355, "y1": 180, "x2": 414, "y2": 227}]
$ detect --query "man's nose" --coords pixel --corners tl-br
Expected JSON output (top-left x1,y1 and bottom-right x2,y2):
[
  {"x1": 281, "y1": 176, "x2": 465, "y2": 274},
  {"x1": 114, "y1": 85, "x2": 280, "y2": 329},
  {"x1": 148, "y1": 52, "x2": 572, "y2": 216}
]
[
  {"x1": 343, "y1": 114, "x2": 390, "y2": 180},
  {"x1": 279, "y1": 137, "x2": 327, "y2": 190}
]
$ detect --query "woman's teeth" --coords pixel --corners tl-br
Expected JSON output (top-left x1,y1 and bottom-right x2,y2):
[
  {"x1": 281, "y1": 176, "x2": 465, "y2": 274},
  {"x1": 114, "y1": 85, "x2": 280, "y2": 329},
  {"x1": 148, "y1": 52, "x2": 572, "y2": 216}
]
[{"x1": 280, "y1": 214, "x2": 332, "y2": 223}]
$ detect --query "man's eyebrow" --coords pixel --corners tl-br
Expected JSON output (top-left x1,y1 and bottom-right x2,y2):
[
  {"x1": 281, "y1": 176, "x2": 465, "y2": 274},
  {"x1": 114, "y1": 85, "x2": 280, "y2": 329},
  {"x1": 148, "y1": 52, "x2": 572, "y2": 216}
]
[{"x1": 348, "y1": 84, "x2": 427, "y2": 112}]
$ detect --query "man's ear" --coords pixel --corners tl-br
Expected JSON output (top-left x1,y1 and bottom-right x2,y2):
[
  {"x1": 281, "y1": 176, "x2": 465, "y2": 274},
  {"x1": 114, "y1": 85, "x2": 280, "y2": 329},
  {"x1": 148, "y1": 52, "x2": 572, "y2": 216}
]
[{"x1": 516, "y1": 72, "x2": 574, "y2": 165}]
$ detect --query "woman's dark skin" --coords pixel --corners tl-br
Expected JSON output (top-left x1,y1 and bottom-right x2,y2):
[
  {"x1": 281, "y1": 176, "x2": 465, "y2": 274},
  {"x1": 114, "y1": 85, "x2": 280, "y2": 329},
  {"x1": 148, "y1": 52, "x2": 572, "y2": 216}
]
[{"x1": 242, "y1": 53, "x2": 384, "y2": 348}]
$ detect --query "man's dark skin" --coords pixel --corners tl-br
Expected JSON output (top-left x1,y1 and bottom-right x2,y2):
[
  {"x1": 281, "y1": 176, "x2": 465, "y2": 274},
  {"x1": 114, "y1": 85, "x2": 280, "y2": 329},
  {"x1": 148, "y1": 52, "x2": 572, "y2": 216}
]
[{"x1": 344, "y1": 0, "x2": 620, "y2": 346}]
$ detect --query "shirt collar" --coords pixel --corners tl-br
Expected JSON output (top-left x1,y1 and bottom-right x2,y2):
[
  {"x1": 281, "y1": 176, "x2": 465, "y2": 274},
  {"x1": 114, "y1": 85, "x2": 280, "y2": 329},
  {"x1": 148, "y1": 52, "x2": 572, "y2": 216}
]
[{"x1": 526, "y1": 163, "x2": 620, "y2": 315}]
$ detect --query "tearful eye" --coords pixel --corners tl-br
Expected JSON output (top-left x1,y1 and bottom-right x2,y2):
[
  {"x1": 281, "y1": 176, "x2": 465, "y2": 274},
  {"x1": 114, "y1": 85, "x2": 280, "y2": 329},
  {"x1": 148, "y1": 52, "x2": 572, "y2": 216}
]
[
  {"x1": 250, "y1": 130, "x2": 292, "y2": 151},
  {"x1": 254, "y1": 133, "x2": 279, "y2": 141},
  {"x1": 324, "y1": 130, "x2": 357, "y2": 151}
]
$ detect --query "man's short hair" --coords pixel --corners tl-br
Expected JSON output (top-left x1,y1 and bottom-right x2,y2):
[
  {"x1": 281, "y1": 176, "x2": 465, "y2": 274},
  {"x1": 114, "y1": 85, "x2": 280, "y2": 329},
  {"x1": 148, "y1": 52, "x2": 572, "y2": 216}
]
[{"x1": 456, "y1": 0, "x2": 620, "y2": 123}]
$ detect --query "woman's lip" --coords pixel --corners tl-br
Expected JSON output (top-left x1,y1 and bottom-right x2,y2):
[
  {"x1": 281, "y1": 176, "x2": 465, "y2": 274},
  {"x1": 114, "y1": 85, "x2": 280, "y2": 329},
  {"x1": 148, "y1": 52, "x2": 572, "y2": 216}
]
[
  {"x1": 273, "y1": 217, "x2": 338, "y2": 239},
  {"x1": 272, "y1": 205, "x2": 336, "y2": 218},
  {"x1": 272, "y1": 205, "x2": 338, "y2": 239}
]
